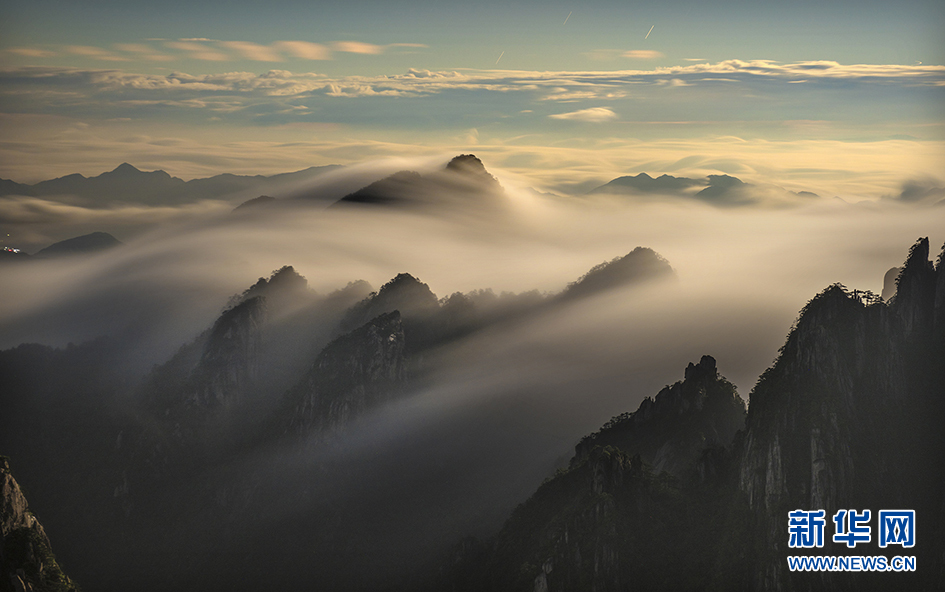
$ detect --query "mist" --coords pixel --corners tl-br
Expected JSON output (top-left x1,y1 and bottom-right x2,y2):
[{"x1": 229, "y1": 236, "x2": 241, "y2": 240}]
[{"x1": 1, "y1": 156, "x2": 943, "y2": 589}]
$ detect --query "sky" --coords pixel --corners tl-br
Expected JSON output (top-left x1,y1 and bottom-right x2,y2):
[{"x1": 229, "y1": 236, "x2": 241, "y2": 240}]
[{"x1": 0, "y1": 0, "x2": 944, "y2": 197}]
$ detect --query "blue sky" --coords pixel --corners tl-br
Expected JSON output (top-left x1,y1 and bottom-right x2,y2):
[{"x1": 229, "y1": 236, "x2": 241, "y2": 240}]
[{"x1": 1, "y1": 0, "x2": 943, "y2": 197}]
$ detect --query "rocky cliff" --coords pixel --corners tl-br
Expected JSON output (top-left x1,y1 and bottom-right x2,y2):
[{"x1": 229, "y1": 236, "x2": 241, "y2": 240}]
[
  {"x1": 737, "y1": 237, "x2": 945, "y2": 591},
  {"x1": 574, "y1": 355, "x2": 745, "y2": 478},
  {"x1": 447, "y1": 357, "x2": 746, "y2": 592},
  {"x1": 287, "y1": 311, "x2": 407, "y2": 436},
  {"x1": 1, "y1": 457, "x2": 78, "y2": 592},
  {"x1": 449, "y1": 238, "x2": 945, "y2": 592}
]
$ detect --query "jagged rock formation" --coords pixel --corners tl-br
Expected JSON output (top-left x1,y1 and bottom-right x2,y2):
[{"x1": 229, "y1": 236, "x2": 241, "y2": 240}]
[
  {"x1": 738, "y1": 237, "x2": 945, "y2": 591},
  {"x1": 450, "y1": 238, "x2": 945, "y2": 592},
  {"x1": 184, "y1": 296, "x2": 265, "y2": 409},
  {"x1": 286, "y1": 311, "x2": 407, "y2": 435},
  {"x1": 445, "y1": 357, "x2": 746, "y2": 592},
  {"x1": 574, "y1": 355, "x2": 745, "y2": 478},
  {"x1": 1, "y1": 457, "x2": 78, "y2": 592}
]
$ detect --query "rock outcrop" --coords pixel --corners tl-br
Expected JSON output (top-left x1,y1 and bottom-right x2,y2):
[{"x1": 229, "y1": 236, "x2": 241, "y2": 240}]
[
  {"x1": 1, "y1": 457, "x2": 78, "y2": 592},
  {"x1": 574, "y1": 355, "x2": 745, "y2": 478},
  {"x1": 287, "y1": 311, "x2": 407, "y2": 436}
]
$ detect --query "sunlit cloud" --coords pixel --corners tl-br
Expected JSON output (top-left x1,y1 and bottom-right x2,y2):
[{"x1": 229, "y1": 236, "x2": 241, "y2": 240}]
[
  {"x1": 164, "y1": 41, "x2": 230, "y2": 61},
  {"x1": 549, "y1": 107, "x2": 618, "y2": 122},
  {"x1": 7, "y1": 47, "x2": 58, "y2": 58},
  {"x1": 623, "y1": 50, "x2": 664, "y2": 59},
  {"x1": 218, "y1": 41, "x2": 283, "y2": 62},
  {"x1": 333, "y1": 41, "x2": 385, "y2": 55},
  {"x1": 113, "y1": 43, "x2": 173, "y2": 62},
  {"x1": 274, "y1": 41, "x2": 332, "y2": 60},
  {"x1": 66, "y1": 46, "x2": 129, "y2": 62}
]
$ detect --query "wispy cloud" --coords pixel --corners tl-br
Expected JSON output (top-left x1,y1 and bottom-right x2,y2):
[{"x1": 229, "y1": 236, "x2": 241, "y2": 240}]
[
  {"x1": 333, "y1": 41, "x2": 386, "y2": 55},
  {"x1": 164, "y1": 41, "x2": 230, "y2": 61},
  {"x1": 66, "y1": 46, "x2": 129, "y2": 62},
  {"x1": 218, "y1": 41, "x2": 283, "y2": 62},
  {"x1": 623, "y1": 50, "x2": 664, "y2": 59},
  {"x1": 6, "y1": 47, "x2": 58, "y2": 58},
  {"x1": 113, "y1": 44, "x2": 173, "y2": 62},
  {"x1": 274, "y1": 41, "x2": 332, "y2": 60},
  {"x1": 549, "y1": 107, "x2": 618, "y2": 122}
]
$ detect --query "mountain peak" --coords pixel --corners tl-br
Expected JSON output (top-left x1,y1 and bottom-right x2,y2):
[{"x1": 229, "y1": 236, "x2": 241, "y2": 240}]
[
  {"x1": 444, "y1": 154, "x2": 500, "y2": 188},
  {"x1": 110, "y1": 162, "x2": 142, "y2": 175}
]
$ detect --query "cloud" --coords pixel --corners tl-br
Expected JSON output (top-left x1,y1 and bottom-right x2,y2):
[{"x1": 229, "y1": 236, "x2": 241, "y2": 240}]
[
  {"x1": 218, "y1": 41, "x2": 283, "y2": 62},
  {"x1": 333, "y1": 41, "x2": 385, "y2": 55},
  {"x1": 622, "y1": 50, "x2": 664, "y2": 59},
  {"x1": 66, "y1": 46, "x2": 129, "y2": 62},
  {"x1": 113, "y1": 44, "x2": 173, "y2": 62},
  {"x1": 549, "y1": 107, "x2": 618, "y2": 122},
  {"x1": 7, "y1": 47, "x2": 58, "y2": 58},
  {"x1": 164, "y1": 41, "x2": 230, "y2": 61},
  {"x1": 274, "y1": 41, "x2": 332, "y2": 60}
]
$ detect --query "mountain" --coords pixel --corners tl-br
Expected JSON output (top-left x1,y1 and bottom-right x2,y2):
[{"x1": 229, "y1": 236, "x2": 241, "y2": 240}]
[
  {"x1": 589, "y1": 173, "x2": 820, "y2": 206},
  {"x1": 448, "y1": 237, "x2": 945, "y2": 591},
  {"x1": 558, "y1": 247, "x2": 675, "y2": 301},
  {"x1": 286, "y1": 311, "x2": 407, "y2": 436},
  {"x1": 589, "y1": 172, "x2": 703, "y2": 195},
  {"x1": 446, "y1": 356, "x2": 747, "y2": 592},
  {"x1": 334, "y1": 154, "x2": 504, "y2": 210},
  {"x1": 34, "y1": 231, "x2": 122, "y2": 258},
  {"x1": 1, "y1": 457, "x2": 79, "y2": 592},
  {"x1": 573, "y1": 355, "x2": 745, "y2": 477},
  {"x1": 0, "y1": 163, "x2": 342, "y2": 206}
]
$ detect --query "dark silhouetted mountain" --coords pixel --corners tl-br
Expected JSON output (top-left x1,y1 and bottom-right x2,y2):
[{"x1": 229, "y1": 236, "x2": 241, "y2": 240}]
[
  {"x1": 232, "y1": 195, "x2": 276, "y2": 212},
  {"x1": 0, "y1": 163, "x2": 342, "y2": 206},
  {"x1": 446, "y1": 357, "x2": 747, "y2": 592},
  {"x1": 1, "y1": 457, "x2": 79, "y2": 592},
  {"x1": 450, "y1": 238, "x2": 945, "y2": 592},
  {"x1": 339, "y1": 170, "x2": 425, "y2": 206},
  {"x1": 34, "y1": 231, "x2": 122, "y2": 258},
  {"x1": 558, "y1": 247, "x2": 675, "y2": 301},
  {"x1": 694, "y1": 174, "x2": 754, "y2": 205},
  {"x1": 0, "y1": 248, "x2": 31, "y2": 263},
  {"x1": 286, "y1": 311, "x2": 407, "y2": 436},
  {"x1": 573, "y1": 355, "x2": 745, "y2": 477},
  {"x1": 334, "y1": 154, "x2": 504, "y2": 210},
  {"x1": 589, "y1": 172, "x2": 703, "y2": 195},
  {"x1": 736, "y1": 237, "x2": 945, "y2": 590},
  {"x1": 0, "y1": 178, "x2": 32, "y2": 196}
]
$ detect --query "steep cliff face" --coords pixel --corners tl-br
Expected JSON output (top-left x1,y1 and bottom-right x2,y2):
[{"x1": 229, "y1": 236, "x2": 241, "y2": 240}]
[
  {"x1": 574, "y1": 355, "x2": 745, "y2": 479},
  {"x1": 1, "y1": 457, "x2": 78, "y2": 592},
  {"x1": 183, "y1": 296, "x2": 265, "y2": 409},
  {"x1": 287, "y1": 311, "x2": 407, "y2": 435},
  {"x1": 737, "y1": 238, "x2": 945, "y2": 591},
  {"x1": 448, "y1": 358, "x2": 746, "y2": 592}
]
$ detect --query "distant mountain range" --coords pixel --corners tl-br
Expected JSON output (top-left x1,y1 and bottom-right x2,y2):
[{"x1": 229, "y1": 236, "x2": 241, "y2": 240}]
[
  {"x1": 0, "y1": 162, "x2": 342, "y2": 206},
  {"x1": 589, "y1": 172, "x2": 820, "y2": 206}
]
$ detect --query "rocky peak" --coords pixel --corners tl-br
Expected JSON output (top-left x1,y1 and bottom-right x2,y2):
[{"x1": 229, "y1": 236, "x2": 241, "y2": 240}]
[
  {"x1": 108, "y1": 162, "x2": 142, "y2": 176},
  {"x1": 573, "y1": 355, "x2": 745, "y2": 478},
  {"x1": 891, "y1": 237, "x2": 937, "y2": 337},
  {"x1": 342, "y1": 273, "x2": 439, "y2": 332},
  {"x1": 684, "y1": 354, "x2": 717, "y2": 381},
  {"x1": 444, "y1": 154, "x2": 500, "y2": 188},
  {"x1": 559, "y1": 247, "x2": 676, "y2": 300},
  {"x1": 1, "y1": 457, "x2": 78, "y2": 591}
]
